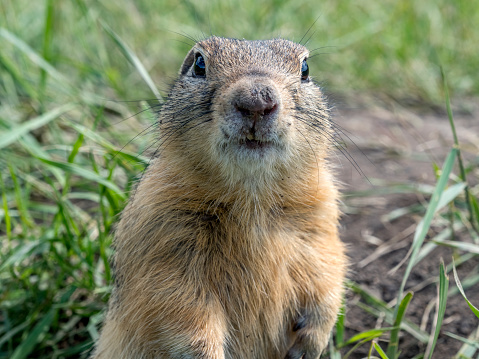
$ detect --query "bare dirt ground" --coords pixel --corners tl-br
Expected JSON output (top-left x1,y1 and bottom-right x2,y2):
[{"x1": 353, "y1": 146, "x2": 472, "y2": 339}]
[{"x1": 333, "y1": 99, "x2": 479, "y2": 358}]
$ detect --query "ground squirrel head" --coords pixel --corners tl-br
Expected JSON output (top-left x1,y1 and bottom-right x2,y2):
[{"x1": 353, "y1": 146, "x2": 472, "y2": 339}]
[{"x1": 158, "y1": 36, "x2": 333, "y2": 200}]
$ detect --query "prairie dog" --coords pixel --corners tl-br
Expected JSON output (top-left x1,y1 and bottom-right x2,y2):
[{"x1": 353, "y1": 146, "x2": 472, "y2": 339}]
[{"x1": 92, "y1": 36, "x2": 346, "y2": 359}]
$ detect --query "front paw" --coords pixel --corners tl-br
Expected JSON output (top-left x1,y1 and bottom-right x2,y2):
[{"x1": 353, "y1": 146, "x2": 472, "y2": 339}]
[
  {"x1": 284, "y1": 314, "x2": 326, "y2": 359},
  {"x1": 284, "y1": 333, "x2": 321, "y2": 359}
]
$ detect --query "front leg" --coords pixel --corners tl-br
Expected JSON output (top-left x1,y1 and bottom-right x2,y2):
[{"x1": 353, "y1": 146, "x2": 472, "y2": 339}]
[{"x1": 92, "y1": 293, "x2": 227, "y2": 359}]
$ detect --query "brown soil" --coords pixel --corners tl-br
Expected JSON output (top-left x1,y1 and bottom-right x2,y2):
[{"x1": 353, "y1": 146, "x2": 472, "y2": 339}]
[{"x1": 334, "y1": 100, "x2": 479, "y2": 358}]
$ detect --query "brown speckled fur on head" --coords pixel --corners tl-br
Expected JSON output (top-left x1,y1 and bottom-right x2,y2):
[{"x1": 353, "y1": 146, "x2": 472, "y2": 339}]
[
  {"x1": 195, "y1": 37, "x2": 307, "y2": 76},
  {"x1": 92, "y1": 37, "x2": 346, "y2": 359}
]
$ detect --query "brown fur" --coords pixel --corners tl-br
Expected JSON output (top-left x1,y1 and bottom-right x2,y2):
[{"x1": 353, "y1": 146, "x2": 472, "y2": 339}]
[{"x1": 92, "y1": 37, "x2": 346, "y2": 359}]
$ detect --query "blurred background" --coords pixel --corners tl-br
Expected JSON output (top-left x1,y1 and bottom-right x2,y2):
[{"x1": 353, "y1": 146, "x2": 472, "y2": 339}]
[{"x1": 1, "y1": 0, "x2": 478, "y2": 358}]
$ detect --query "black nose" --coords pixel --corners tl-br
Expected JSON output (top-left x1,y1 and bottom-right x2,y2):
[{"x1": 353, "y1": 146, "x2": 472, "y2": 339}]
[{"x1": 233, "y1": 85, "x2": 278, "y2": 120}]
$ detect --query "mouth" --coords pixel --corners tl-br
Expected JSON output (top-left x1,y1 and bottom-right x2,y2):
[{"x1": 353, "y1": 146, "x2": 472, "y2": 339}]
[
  {"x1": 220, "y1": 128, "x2": 279, "y2": 156},
  {"x1": 239, "y1": 135, "x2": 272, "y2": 150}
]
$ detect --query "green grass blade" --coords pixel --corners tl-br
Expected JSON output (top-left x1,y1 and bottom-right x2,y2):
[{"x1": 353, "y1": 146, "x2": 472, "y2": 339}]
[
  {"x1": 329, "y1": 336, "x2": 342, "y2": 359},
  {"x1": 0, "y1": 104, "x2": 75, "y2": 149},
  {"x1": 62, "y1": 132, "x2": 85, "y2": 196},
  {"x1": 441, "y1": 66, "x2": 476, "y2": 233},
  {"x1": 452, "y1": 261, "x2": 479, "y2": 319},
  {"x1": 434, "y1": 240, "x2": 479, "y2": 255},
  {"x1": 335, "y1": 302, "x2": 346, "y2": 346},
  {"x1": 10, "y1": 308, "x2": 56, "y2": 359},
  {"x1": 470, "y1": 195, "x2": 479, "y2": 231},
  {"x1": 425, "y1": 262, "x2": 449, "y2": 359},
  {"x1": 8, "y1": 164, "x2": 33, "y2": 228},
  {"x1": 51, "y1": 341, "x2": 94, "y2": 357},
  {"x1": 436, "y1": 182, "x2": 467, "y2": 211},
  {"x1": 374, "y1": 343, "x2": 390, "y2": 359},
  {"x1": 343, "y1": 337, "x2": 384, "y2": 359},
  {"x1": 0, "y1": 321, "x2": 29, "y2": 348},
  {"x1": 0, "y1": 240, "x2": 43, "y2": 272},
  {"x1": 39, "y1": 0, "x2": 55, "y2": 101},
  {"x1": 62, "y1": 120, "x2": 149, "y2": 164},
  {"x1": 36, "y1": 157, "x2": 126, "y2": 199},
  {"x1": 0, "y1": 27, "x2": 68, "y2": 85},
  {"x1": 86, "y1": 312, "x2": 104, "y2": 342},
  {"x1": 341, "y1": 327, "x2": 396, "y2": 347},
  {"x1": 101, "y1": 21, "x2": 163, "y2": 102},
  {"x1": 447, "y1": 328, "x2": 479, "y2": 359},
  {"x1": 387, "y1": 292, "x2": 413, "y2": 358},
  {"x1": 416, "y1": 222, "x2": 464, "y2": 266},
  {"x1": 409, "y1": 182, "x2": 467, "y2": 266},
  {"x1": 67, "y1": 133, "x2": 84, "y2": 164},
  {"x1": 0, "y1": 51, "x2": 37, "y2": 100},
  {"x1": 452, "y1": 326, "x2": 479, "y2": 358},
  {"x1": 0, "y1": 171, "x2": 12, "y2": 239},
  {"x1": 446, "y1": 331, "x2": 479, "y2": 349},
  {"x1": 395, "y1": 148, "x2": 457, "y2": 315},
  {"x1": 388, "y1": 148, "x2": 457, "y2": 359},
  {"x1": 347, "y1": 281, "x2": 429, "y2": 343}
]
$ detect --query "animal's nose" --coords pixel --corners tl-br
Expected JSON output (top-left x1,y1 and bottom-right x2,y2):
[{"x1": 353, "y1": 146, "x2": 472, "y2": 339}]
[{"x1": 232, "y1": 84, "x2": 279, "y2": 120}]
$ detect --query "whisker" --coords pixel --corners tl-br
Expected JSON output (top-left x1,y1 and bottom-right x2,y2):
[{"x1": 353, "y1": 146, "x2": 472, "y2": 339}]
[
  {"x1": 104, "y1": 98, "x2": 162, "y2": 104},
  {"x1": 293, "y1": 112, "x2": 368, "y2": 179},
  {"x1": 112, "y1": 105, "x2": 162, "y2": 126},
  {"x1": 296, "y1": 127, "x2": 321, "y2": 190},
  {"x1": 152, "y1": 109, "x2": 213, "y2": 159},
  {"x1": 308, "y1": 45, "x2": 337, "y2": 54},
  {"x1": 307, "y1": 53, "x2": 332, "y2": 59},
  {"x1": 111, "y1": 122, "x2": 158, "y2": 161},
  {"x1": 168, "y1": 31, "x2": 201, "y2": 46},
  {"x1": 329, "y1": 119, "x2": 375, "y2": 168},
  {"x1": 303, "y1": 29, "x2": 317, "y2": 47},
  {"x1": 299, "y1": 15, "x2": 322, "y2": 45}
]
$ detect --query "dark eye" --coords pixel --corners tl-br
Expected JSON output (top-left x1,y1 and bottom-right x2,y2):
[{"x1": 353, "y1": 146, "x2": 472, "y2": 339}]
[
  {"x1": 301, "y1": 59, "x2": 309, "y2": 81},
  {"x1": 194, "y1": 53, "x2": 206, "y2": 77}
]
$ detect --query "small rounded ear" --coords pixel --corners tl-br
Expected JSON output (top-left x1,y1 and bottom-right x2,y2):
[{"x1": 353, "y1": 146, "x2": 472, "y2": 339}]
[{"x1": 179, "y1": 48, "x2": 196, "y2": 76}]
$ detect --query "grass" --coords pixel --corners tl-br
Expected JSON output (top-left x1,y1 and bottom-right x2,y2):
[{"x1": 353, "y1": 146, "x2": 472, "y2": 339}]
[{"x1": 1, "y1": 0, "x2": 478, "y2": 358}]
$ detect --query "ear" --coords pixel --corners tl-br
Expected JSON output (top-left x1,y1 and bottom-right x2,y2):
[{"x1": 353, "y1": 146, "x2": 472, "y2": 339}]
[{"x1": 179, "y1": 48, "x2": 196, "y2": 76}]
